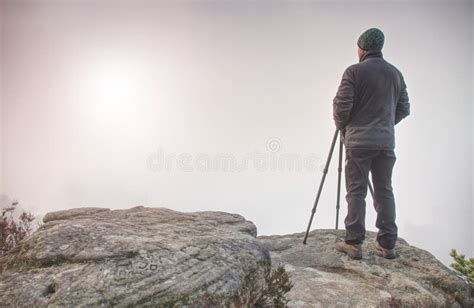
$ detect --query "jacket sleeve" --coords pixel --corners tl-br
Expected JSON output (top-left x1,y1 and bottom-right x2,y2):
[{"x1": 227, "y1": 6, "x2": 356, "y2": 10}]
[
  {"x1": 395, "y1": 75, "x2": 410, "y2": 125},
  {"x1": 333, "y1": 66, "x2": 355, "y2": 130}
]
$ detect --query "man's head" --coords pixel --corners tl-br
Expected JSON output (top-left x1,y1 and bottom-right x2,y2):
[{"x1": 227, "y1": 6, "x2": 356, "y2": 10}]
[{"x1": 357, "y1": 28, "x2": 384, "y2": 55}]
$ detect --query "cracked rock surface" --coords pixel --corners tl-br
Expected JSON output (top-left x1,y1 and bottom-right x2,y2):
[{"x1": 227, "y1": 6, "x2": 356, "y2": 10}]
[
  {"x1": 257, "y1": 229, "x2": 473, "y2": 308},
  {"x1": 0, "y1": 206, "x2": 270, "y2": 307}
]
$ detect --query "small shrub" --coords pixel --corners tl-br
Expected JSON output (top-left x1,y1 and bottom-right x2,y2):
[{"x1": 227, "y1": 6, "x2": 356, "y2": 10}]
[
  {"x1": 450, "y1": 249, "x2": 473, "y2": 282},
  {"x1": 0, "y1": 200, "x2": 36, "y2": 257},
  {"x1": 256, "y1": 263, "x2": 294, "y2": 307}
]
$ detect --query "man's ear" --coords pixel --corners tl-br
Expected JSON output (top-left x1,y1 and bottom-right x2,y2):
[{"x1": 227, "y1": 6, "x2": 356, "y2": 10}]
[{"x1": 357, "y1": 47, "x2": 366, "y2": 60}]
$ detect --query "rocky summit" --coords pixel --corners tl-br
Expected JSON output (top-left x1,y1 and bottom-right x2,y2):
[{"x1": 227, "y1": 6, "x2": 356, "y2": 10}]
[
  {"x1": 0, "y1": 206, "x2": 472, "y2": 307},
  {"x1": 257, "y1": 229, "x2": 473, "y2": 307},
  {"x1": 0, "y1": 206, "x2": 270, "y2": 307}
]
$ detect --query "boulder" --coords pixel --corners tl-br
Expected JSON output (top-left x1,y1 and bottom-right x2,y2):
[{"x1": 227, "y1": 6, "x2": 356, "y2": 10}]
[
  {"x1": 0, "y1": 206, "x2": 270, "y2": 307},
  {"x1": 2, "y1": 206, "x2": 472, "y2": 307},
  {"x1": 257, "y1": 229, "x2": 473, "y2": 307}
]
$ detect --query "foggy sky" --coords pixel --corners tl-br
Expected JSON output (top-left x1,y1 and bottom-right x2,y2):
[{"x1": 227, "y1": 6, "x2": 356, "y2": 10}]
[{"x1": 0, "y1": 0, "x2": 472, "y2": 266}]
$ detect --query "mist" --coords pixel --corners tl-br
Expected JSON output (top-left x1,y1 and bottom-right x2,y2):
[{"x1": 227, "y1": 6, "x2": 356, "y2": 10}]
[{"x1": 0, "y1": 0, "x2": 472, "y2": 266}]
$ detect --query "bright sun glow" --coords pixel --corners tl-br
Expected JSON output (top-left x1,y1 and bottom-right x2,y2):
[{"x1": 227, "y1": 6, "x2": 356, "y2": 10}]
[
  {"x1": 94, "y1": 67, "x2": 138, "y2": 105},
  {"x1": 80, "y1": 58, "x2": 144, "y2": 122}
]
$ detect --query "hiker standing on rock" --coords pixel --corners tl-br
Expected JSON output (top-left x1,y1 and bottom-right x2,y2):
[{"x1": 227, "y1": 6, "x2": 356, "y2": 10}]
[{"x1": 333, "y1": 28, "x2": 410, "y2": 260}]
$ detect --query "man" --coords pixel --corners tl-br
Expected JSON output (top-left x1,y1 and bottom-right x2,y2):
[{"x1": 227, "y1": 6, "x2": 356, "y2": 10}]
[{"x1": 333, "y1": 28, "x2": 410, "y2": 260}]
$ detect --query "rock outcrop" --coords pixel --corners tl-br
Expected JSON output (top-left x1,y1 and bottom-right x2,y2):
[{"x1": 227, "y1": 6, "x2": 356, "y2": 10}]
[
  {"x1": 0, "y1": 206, "x2": 270, "y2": 307},
  {"x1": 257, "y1": 229, "x2": 473, "y2": 307},
  {"x1": 1, "y1": 206, "x2": 472, "y2": 307}
]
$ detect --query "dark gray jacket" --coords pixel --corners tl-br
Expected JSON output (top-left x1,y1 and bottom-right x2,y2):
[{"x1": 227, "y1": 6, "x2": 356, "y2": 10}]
[{"x1": 333, "y1": 50, "x2": 410, "y2": 150}]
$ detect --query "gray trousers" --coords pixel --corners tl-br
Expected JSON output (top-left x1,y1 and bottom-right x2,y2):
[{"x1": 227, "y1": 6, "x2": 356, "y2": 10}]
[{"x1": 344, "y1": 148, "x2": 398, "y2": 249}]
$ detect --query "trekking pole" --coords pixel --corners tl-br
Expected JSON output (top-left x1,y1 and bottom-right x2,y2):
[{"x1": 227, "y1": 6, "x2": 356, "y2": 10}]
[
  {"x1": 368, "y1": 179, "x2": 374, "y2": 198},
  {"x1": 335, "y1": 137, "x2": 343, "y2": 230},
  {"x1": 303, "y1": 129, "x2": 339, "y2": 244}
]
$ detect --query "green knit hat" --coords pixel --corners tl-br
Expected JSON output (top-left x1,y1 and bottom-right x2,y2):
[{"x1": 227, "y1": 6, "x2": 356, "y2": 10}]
[{"x1": 357, "y1": 28, "x2": 384, "y2": 51}]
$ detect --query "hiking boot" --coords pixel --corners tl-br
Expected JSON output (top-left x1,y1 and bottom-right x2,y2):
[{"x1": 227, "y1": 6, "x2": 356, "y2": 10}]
[
  {"x1": 375, "y1": 242, "x2": 397, "y2": 259},
  {"x1": 335, "y1": 241, "x2": 362, "y2": 260}
]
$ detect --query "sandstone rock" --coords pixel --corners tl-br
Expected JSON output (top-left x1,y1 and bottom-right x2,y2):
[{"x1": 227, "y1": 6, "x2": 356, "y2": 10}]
[
  {"x1": 0, "y1": 206, "x2": 270, "y2": 307},
  {"x1": 257, "y1": 229, "x2": 473, "y2": 308},
  {"x1": 2, "y1": 206, "x2": 471, "y2": 307}
]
